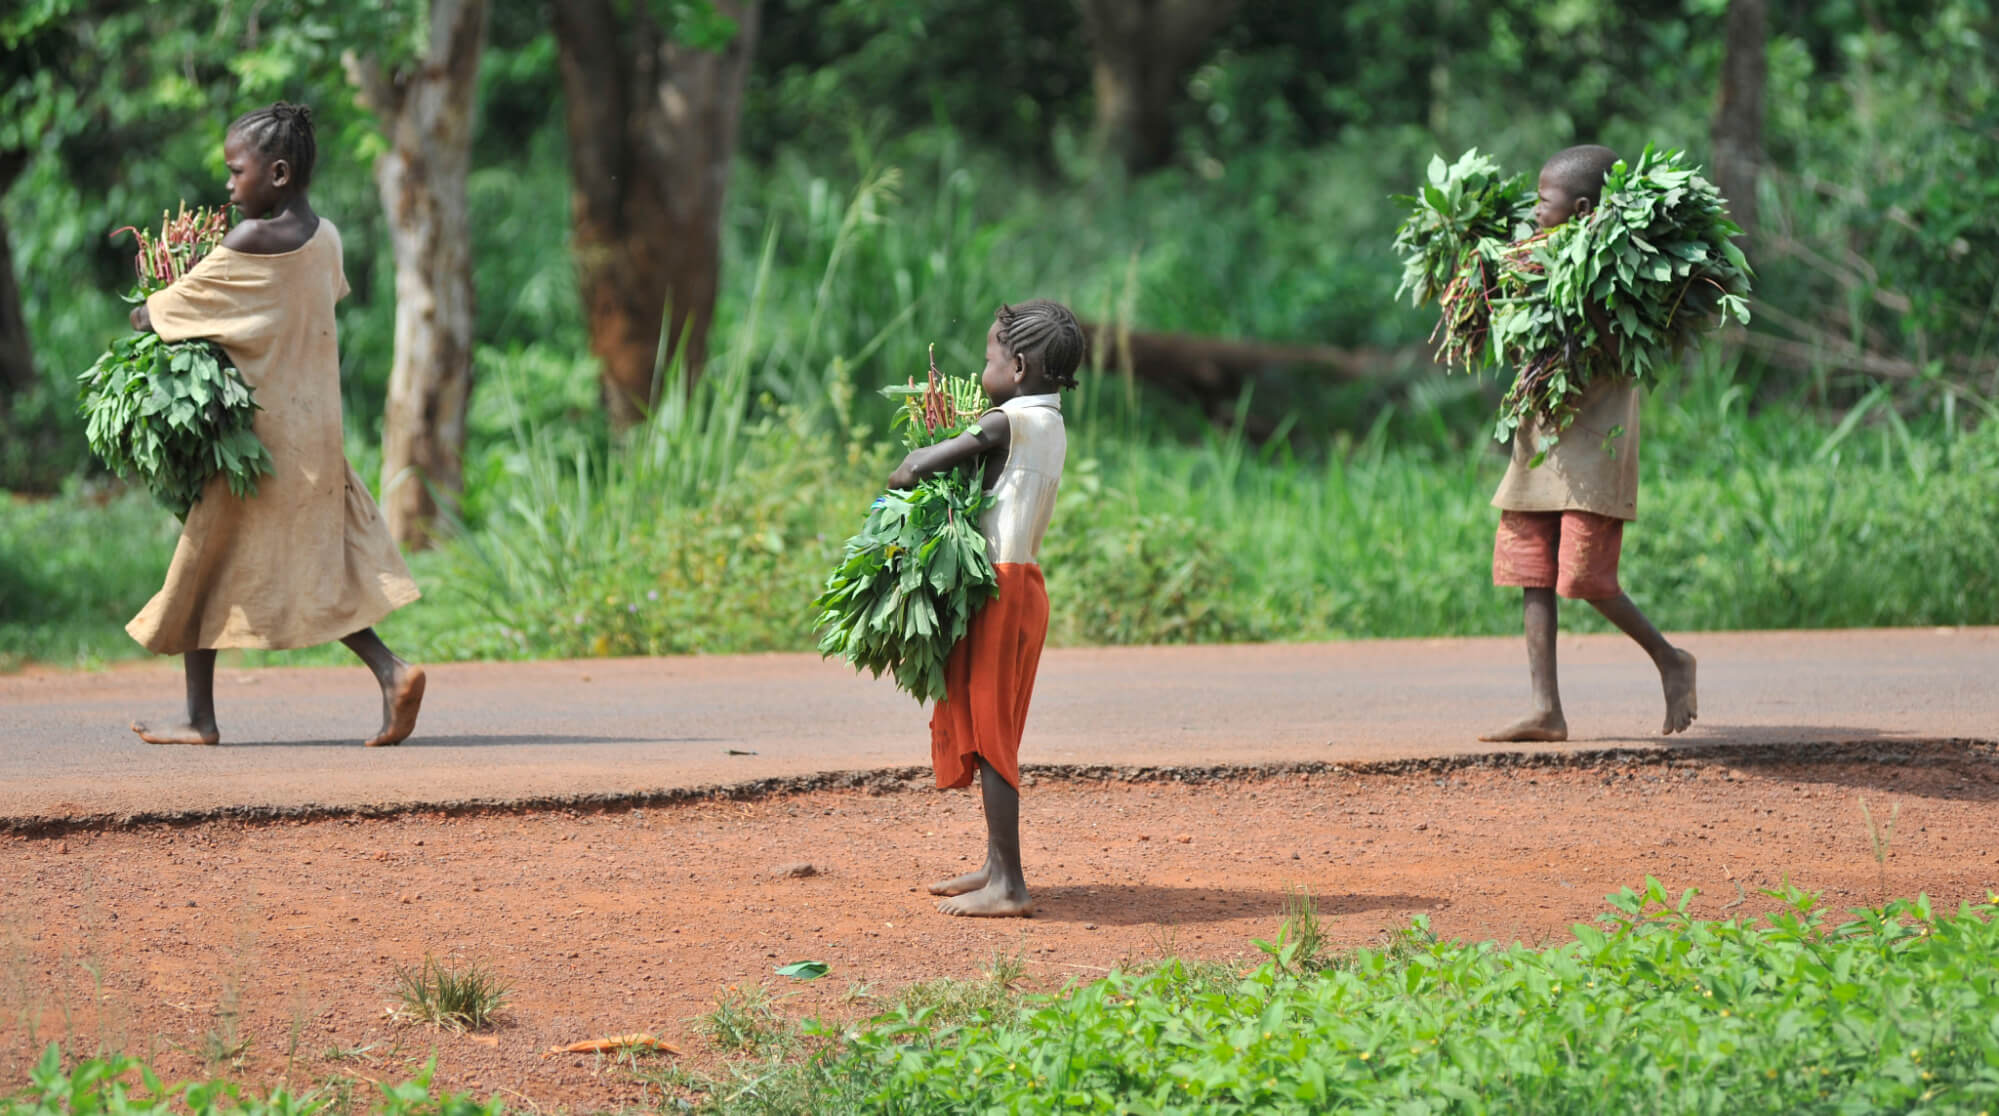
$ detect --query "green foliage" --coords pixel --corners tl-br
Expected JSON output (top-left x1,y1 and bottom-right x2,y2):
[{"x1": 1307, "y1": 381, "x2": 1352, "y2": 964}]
[
  {"x1": 1040, "y1": 461, "x2": 1265, "y2": 646},
  {"x1": 0, "y1": 485, "x2": 178, "y2": 670},
  {"x1": 813, "y1": 370, "x2": 997, "y2": 705},
  {"x1": 390, "y1": 956, "x2": 509, "y2": 1033},
  {"x1": 78, "y1": 332, "x2": 272, "y2": 520},
  {"x1": 703, "y1": 985, "x2": 794, "y2": 1058},
  {"x1": 753, "y1": 885, "x2": 1999, "y2": 1114},
  {"x1": 1403, "y1": 146, "x2": 1754, "y2": 445},
  {"x1": 1391, "y1": 149, "x2": 1534, "y2": 309},
  {"x1": 2, "y1": 1046, "x2": 500, "y2": 1116},
  {"x1": 11, "y1": 358, "x2": 1999, "y2": 671}
]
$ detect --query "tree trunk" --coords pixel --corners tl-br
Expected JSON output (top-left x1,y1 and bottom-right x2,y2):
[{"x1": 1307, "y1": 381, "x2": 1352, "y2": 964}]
[
  {"x1": 343, "y1": 0, "x2": 490, "y2": 550},
  {"x1": 549, "y1": 1, "x2": 759, "y2": 430},
  {"x1": 1078, "y1": 0, "x2": 1241, "y2": 175},
  {"x1": 1713, "y1": 0, "x2": 1766, "y2": 246},
  {"x1": 0, "y1": 152, "x2": 35, "y2": 399}
]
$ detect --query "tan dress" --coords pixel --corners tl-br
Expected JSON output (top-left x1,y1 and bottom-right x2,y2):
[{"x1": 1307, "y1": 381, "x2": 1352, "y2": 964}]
[
  {"x1": 127, "y1": 221, "x2": 420, "y2": 654},
  {"x1": 1489, "y1": 376, "x2": 1641, "y2": 521}
]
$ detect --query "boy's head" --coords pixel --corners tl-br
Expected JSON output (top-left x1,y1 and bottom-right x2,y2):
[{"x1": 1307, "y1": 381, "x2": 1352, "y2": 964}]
[
  {"x1": 983, "y1": 299, "x2": 1085, "y2": 400},
  {"x1": 225, "y1": 102, "x2": 318, "y2": 217},
  {"x1": 1535, "y1": 144, "x2": 1618, "y2": 230}
]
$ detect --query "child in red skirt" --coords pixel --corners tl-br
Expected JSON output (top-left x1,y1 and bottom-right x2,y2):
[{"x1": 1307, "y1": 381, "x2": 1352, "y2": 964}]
[
  {"x1": 1482, "y1": 145, "x2": 1698, "y2": 743},
  {"x1": 887, "y1": 300, "x2": 1083, "y2": 917}
]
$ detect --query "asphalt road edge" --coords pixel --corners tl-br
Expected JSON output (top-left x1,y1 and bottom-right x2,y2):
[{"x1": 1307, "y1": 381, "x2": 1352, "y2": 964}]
[{"x1": 4, "y1": 736, "x2": 1993, "y2": 839}]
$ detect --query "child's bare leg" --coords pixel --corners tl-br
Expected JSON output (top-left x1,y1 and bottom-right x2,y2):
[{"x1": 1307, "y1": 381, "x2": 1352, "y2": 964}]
[
  {"x1": 1481, "y1": 588, "x2": 1568, "y2": 742},
  {"x1": 938, "y1": 758, "x2": 1032, "y2": 918},
  {"x1": 341, "y1": 628, "x2": 425, "y2": 747},
  {"x1": 132, "y1": 650, "x2": 221, "y2": 745},
  {"x1": 1587, "y1": 593, "x2": 1698, "y2": 735}
]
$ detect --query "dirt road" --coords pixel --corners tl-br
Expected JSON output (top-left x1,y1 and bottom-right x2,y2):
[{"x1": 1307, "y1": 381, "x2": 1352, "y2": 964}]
[
  {"x1": 2, "y1": 628, "x2": 1992, "y2": 828},
  {"x1": 3, "y1": 629, "x2": 1996, "y2": 1108}
]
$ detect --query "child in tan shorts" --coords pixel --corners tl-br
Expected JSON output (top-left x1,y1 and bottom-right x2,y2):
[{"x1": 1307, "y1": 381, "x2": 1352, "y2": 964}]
[{"x1": 1479, "y1": 144, "x2": 1698, "y2": 743}]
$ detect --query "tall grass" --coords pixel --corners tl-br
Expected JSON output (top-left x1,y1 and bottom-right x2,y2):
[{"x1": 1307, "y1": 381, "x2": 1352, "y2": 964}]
[{"x1": 5, "y1": 142, "x2": 1997, "y2": 670}]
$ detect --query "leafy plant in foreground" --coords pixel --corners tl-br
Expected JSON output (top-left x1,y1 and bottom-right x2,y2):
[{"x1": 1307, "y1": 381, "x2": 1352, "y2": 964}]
[
  {"x1": 789, "y1": 883, "x2": 1999, "y2": 1114},
  {"x1": 78, "y1": 204, "x2": 273, "y2": 520},
  {"x1": 5, "y1": 1044, "x2": 501, "y2": 1116},
  {"x1": 813, "y1": 350, "x2": 996, "y2": 703}
]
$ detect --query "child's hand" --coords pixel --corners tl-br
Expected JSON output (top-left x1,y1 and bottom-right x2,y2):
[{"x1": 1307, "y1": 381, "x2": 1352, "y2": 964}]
[
  {"x1": 129, "y1": 305, "x2": 153, "y2": 334},
  {"x1": 887, "y1": 458, "x2": 919, "y2": 491}
]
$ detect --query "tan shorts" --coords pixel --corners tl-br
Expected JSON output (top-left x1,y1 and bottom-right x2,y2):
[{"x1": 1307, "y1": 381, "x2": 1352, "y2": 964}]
[{"x1": 1492, "y1": 510, "x2": 1624, "y2": 601}]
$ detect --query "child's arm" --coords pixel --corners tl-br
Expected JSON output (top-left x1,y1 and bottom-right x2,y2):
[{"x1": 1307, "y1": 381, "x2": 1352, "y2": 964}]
[
  {"x1": 129, "y1": 305, "x2": 154, "y2": 333},
  {"x1": 887, "y1": 411, "x2": 1010, "y2": 490}
]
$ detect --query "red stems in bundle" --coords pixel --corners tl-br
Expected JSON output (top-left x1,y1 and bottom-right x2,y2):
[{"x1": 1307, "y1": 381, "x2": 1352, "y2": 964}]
[
  {"x1": 919, "y1": 343, "x2": 956, "y2": 437},
  {"x1": 110, "y1": 203, "x2": 230, "y2": 293}
]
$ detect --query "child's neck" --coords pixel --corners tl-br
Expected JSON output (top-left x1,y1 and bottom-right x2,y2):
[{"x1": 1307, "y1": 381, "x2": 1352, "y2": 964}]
[{"x1": 252, "y1": 195, "x2": 316, "y2": 225}]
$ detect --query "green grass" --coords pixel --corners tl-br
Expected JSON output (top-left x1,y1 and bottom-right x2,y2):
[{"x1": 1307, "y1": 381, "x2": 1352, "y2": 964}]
[
  {"x1": 0, "y1": 485, "x2": 183, "y2": 671},
  {"x1": 5, "y1": 361, "x2": 1996, "y2": 671},
  {"x1": 388, "y1": 957, "x2": 509, "y2": 1033},
  {"x1": 3, "y1": 1046, "x2": 500, "y2": 1116}
]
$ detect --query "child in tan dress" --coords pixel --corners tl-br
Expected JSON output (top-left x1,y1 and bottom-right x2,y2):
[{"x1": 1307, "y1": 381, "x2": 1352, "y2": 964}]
[
  {"x1": 1481, "y1": 145, "x2": 1698, "y2": 743},
  {"x1": 126, "y1": 102, "x2": 425, "y2": 747}
]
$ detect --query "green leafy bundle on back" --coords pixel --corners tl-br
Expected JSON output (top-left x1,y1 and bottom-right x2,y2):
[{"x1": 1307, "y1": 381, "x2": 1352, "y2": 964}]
[
  {"x1": 79, "y1": 205, "x2": 274, "y2": 520},
  {"x1": 1393, "y1": 149, "x2": 1536, "y2": 307},
  {"x1": 813, "y1": 349, "x2": 997, "y2": 704},
  {"x1": 1395, "y1": 146, "x2": 1754, "y2": 444}
]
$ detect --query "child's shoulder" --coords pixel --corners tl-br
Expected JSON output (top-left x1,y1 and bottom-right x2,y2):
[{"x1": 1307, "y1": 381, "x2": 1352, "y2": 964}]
[{"x1": 220, "y1": 216, "x2": 322, "y2": 257}]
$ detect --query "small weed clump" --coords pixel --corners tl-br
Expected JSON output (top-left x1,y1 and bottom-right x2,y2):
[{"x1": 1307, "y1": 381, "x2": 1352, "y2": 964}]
[
  {"x1": 700, "y1": 984, "x2": 792, "y2": 1057},
  {"x1": 390, "y1": 956, "x2": 508, "y2": 1033}
]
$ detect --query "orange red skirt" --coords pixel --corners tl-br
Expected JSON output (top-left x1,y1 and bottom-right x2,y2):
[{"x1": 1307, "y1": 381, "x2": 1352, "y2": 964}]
[{"x1": 929, "y1": 563, "x2": 1049, "y2": 790}]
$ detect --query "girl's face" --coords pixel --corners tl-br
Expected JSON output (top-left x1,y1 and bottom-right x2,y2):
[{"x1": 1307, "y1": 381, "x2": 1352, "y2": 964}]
[
  {"x1": 224, "y1": 132, "x2": 289, "y2": 219},
  {"x1": 980, "y1": 319, "x2": 1023, "y2": 403}
]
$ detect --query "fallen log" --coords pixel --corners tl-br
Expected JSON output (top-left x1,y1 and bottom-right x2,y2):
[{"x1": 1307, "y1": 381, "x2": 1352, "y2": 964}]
[{"x1": 1079, "y1": 319, "x2": 1427, "y2": 426}]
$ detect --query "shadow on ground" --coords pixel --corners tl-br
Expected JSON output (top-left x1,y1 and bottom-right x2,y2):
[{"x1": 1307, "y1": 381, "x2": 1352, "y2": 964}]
[
  {"x1": 219, "y1": 734, "x2": 717, "y2": 749},
  {"x1": 1704, "y1": 735, "x2": 1999, "y2": 803},
  {"x1": 1030, "y1": 885, "x2": 1445, "y2": 927}
]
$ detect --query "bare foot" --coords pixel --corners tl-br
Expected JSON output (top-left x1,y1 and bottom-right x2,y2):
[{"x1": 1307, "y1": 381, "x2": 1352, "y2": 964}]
[
  {"x1": 1660, "y1": 649, "x2": 1698, "y2": 736},
  {"x1": 131, "y1": 720, "x2": 219, "y2": 746},
  {"x1": 937, "y1": 881, "x2": 1034, "y2": 918},
  {"x1": 363, "y1": 664, "x2": 426, "y2": 747},
  {"x1": 928, "y1": 865, "x2": 991, "y2": 897},
  {"x1": 1478, "y1": 711, "x2": 1568, "y2": 743}
]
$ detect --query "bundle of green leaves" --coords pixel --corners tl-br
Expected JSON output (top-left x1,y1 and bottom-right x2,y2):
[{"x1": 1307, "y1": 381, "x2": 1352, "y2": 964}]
[
  {"x1": 1396, "y1": 145, "x2": 1753, "y2": 444},
  {"x1": 813, "y1": 357, "x2": 997, "y2": 704},
  {"x1": 78, "y1": 204, "x2": 273, "y2": 520},
  {"x1": 1392, "y1": 148, "x2": 1535, "y2": 309}
]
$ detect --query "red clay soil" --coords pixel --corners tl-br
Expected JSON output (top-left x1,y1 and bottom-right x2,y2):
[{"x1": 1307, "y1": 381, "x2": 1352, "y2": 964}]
[{"x1": 4, "y1": 746, "x2": 1998, "y2": 1111}]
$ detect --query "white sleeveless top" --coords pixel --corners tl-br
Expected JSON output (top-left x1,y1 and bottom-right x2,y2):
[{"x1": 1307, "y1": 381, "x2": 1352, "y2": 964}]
[{"x1": 980, "y1": 394, "x2": 1066, "y2": 565}]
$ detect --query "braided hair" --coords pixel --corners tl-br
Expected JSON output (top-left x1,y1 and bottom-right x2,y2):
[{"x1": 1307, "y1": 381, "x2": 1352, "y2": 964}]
[
  {"x1": 994, "y1": 300, "x2": 1085, "y2": 389},
  {"x1": 228, "y1": 102, "x2": 318, "y2": 188}
]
